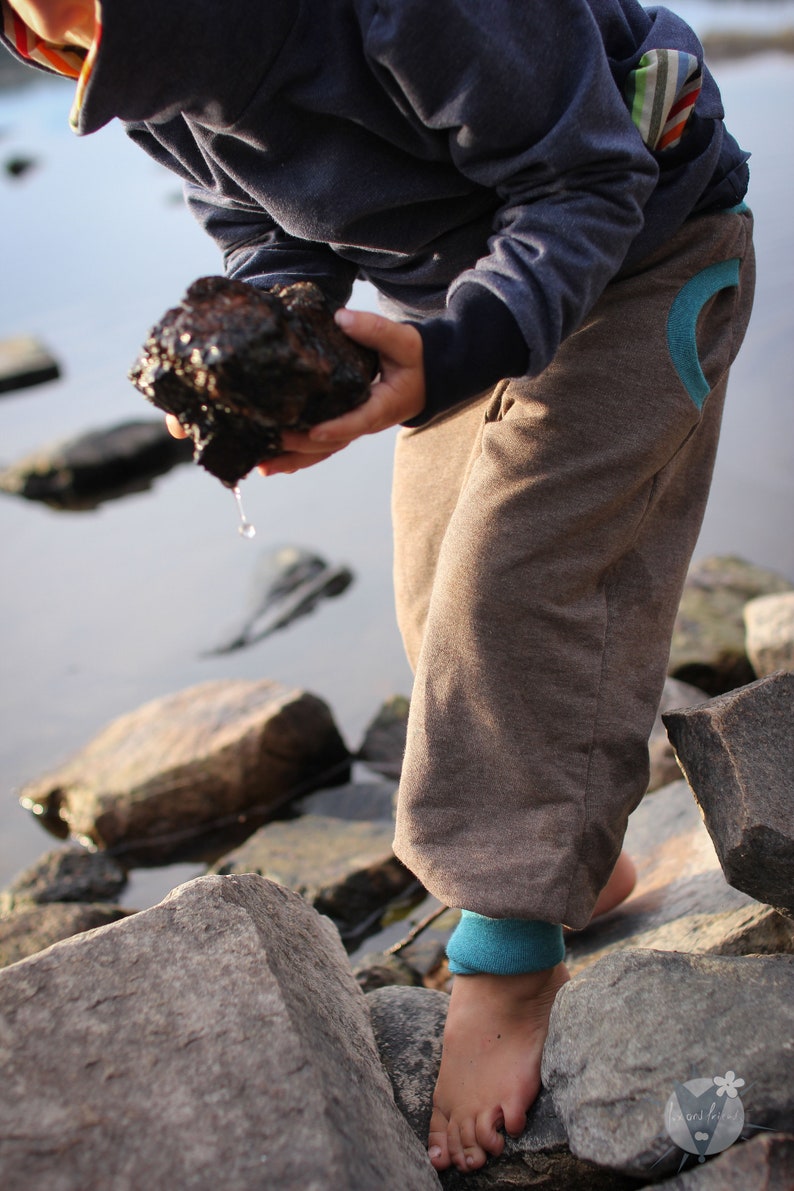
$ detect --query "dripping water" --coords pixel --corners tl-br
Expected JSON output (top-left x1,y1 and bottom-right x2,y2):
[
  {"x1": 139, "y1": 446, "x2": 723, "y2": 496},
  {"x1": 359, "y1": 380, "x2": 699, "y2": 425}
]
[{"x1": 232, "y1": 485, "x2": 256, "y2": 539}]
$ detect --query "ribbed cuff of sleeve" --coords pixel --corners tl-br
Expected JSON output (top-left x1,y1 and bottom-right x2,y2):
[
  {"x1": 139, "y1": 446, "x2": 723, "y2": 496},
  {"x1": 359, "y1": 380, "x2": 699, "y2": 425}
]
[
  {"x1": 446, "y1": 911, "x2": 565, "y2": 976},
  {"x1": 404, "y1": 285, "x2": 529, "y2": 428}
]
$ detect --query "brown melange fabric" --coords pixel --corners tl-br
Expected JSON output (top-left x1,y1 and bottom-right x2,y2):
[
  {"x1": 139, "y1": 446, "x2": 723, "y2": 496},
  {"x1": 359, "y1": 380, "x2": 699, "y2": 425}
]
[{"x1": 392, "y1": 208, "x2": 755, "y2": 929}]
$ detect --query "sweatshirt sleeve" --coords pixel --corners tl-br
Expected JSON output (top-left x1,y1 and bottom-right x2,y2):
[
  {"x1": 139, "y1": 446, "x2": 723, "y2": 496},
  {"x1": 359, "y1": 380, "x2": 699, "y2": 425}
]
[
  {"x1": 184, "y1": 184, "x2": 359, "y2": 310},
  {"x1": 365, "y1": 0, "x2": 660, "y2": 417}
]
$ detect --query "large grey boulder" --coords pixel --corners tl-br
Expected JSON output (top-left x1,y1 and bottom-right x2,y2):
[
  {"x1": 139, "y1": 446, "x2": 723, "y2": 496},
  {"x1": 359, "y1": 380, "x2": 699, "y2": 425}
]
[
  {"x1": 0, "y1": 874, "x2": 439, "y2": 1191},
  {"x1": 566, "y1": 780, "x2": 793, "y2": 975},
  {"x1": 18, "y1": 679, "x2": 350, "y2": 864},
  {"x1": 668, "y1": 555, "x2": 793, "y2": 694},
  {"x1": 0, "y1": 901, "x2": 129, "y2": 968},
  {"x1": 213, "y1": 813, "x2": 417, "y2": 948},
  {"x1": 663, "y1": 673, "x2": 794, "y2": 916},
  {"x1": 744, "y1": 591, "x2": 794, "y2": 677},
  {"x1": 542, "y1": 950, "x2": 794, "y2": 1180}
]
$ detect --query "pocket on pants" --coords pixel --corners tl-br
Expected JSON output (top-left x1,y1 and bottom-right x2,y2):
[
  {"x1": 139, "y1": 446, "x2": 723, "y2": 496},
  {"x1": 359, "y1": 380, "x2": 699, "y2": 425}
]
[{"x1": 667, "y1": 257, "x2": 741, "y2": 410}]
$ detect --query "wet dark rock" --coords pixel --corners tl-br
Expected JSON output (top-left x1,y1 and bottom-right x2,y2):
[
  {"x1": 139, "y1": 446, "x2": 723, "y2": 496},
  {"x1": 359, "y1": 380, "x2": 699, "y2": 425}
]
[
  {"x1": 743, "y1": 591, "x2": 794, "y2": 678},
  {"x1": 647, "y1": 677, "x2": 709, "y2": 793},
  {"x1": 212, "y1": 813, "x2": 417, "y2": 949},
  {"x1": 0, "y1": 333, "x2": 59, "y2": 395},
  {"x1": 19, "y1": 679, "x2": 351, "y2": 865},
  {"x1": 650, "y1": 1131, "x2": 794, "y2": 1189},
  {"x1": 358, "y1": 694, "x2": 410, "y2": 779},
  {"x1": 0, "y1": 875, "x2": 439, "y2": 1189},
  {"x1": 0, "y1": 418, "x2": 192, "y2": 508},
  {"x1": 566, "y1": 780, "x2": 794, "y2": 977},
  {"x1": 208, "y1": 544, "x2": 354, "y2": 654},
  {"x1": 0, "y1": 901, "x2": 129, "y2": 968},
  {"x1": 129, "y1": 277, "x2": 377, "y2": 486},
  {"x1": 0, "y1": 846, "x2": 127, "y2": 913},
  {"x1": 668, "y1": 555, "x2": 793, "y2": 695},
  {"x1": 542, "y1": 950, "x2": 794, "y2": 1179},
  {"x1": 663, "y1": 672, "x2": 794, "y2": 916}
]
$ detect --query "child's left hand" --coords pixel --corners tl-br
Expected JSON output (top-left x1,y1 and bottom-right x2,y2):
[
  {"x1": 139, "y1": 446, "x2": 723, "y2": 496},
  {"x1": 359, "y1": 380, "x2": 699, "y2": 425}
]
[{"x1": 257, "y1": 310, "x2": 425, "y2": 476}]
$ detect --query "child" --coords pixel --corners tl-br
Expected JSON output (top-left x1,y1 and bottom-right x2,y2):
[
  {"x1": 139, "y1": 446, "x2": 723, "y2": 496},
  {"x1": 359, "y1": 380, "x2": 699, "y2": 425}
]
[{"x1": 2, "y1": 0, "x2": 755, "y2": 1174}]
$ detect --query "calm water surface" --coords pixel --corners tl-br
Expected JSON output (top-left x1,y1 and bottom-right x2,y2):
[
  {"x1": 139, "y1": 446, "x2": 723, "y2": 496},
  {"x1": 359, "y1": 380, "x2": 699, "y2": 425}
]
[{"x1": 1, "y1": 32, "x2": 792, "y2": 906}]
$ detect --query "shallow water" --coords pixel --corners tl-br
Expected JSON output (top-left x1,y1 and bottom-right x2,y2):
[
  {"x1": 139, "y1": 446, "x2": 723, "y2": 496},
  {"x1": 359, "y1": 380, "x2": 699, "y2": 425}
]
[{"x1": 0, "y1": 38, "x2": 792, "y2": 907}]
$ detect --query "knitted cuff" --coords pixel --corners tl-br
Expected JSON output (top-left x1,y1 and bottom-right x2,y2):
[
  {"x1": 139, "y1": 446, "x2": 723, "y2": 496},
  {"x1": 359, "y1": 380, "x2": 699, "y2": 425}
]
[{"x1": 446, "y1": 910, "x2": 565, "y2": 976}]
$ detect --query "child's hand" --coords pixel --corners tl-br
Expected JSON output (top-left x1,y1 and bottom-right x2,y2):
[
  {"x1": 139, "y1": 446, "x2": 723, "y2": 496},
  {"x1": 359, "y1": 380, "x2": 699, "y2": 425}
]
[{"x1": 257, "y1": 310, "x2": 425, "y2": 476}]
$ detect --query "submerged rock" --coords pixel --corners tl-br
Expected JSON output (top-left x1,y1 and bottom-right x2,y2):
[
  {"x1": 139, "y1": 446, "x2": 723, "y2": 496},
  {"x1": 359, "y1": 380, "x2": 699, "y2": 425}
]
[
  {"x1": 0, "y1": 875, "x2": 439, "y2": 1189},
  {"x1": 130, "y1": 277, "x2": 377, "y2": 486},
  {"x1": 0, "y1": 418, "x2": 192, "y2": 508},
  {"x1": 19, "y1": 679, "x2": 351, "y2": 864},
  {"x1": 0, "y1": 333, "x2": 59, "y2": 395},
  {"x1": 208, "y1": 544, "x2": 353, "y2": 654}
]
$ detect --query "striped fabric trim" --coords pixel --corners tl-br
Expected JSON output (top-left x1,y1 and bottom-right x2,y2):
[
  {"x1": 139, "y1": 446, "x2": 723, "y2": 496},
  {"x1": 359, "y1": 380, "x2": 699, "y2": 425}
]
[
  {"x1": 0, "y1": 1, "x2": 102, "y2": 130},
  {"x1": 625, "y1": 49, "x2": 702, "y2": 151}
]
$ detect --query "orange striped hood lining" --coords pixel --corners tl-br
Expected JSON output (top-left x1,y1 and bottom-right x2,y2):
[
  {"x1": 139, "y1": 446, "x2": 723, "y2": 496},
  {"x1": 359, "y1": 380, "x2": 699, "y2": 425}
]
[{"x1": 0, "y1": 1, "x2": 102, "y2": 129}]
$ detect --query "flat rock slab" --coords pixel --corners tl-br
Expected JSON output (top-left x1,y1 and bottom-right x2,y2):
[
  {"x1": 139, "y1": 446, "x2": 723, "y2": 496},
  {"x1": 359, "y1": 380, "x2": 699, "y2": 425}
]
[
  {"x1": 0, "y1": 334, "x2": 59, "y2": 394},
  {"x1": 743, "y1": 591, "x2": 794, "y2": 678},
  {"x1": 0, "y1": 902, "x2": 129, "y2": 968},
  {"x1": 0, "y1": 874, "x2": 439, "y2": 1191},
  {"x1": 668, "y1": 555, "x2": 793, "y2": 695},
  {"x1": 212, "y1": 813, "x2": 417, "y2": 947},
  {"x1": 542, "y1": 950, "x2": 794, "y2": 1180},
  {"x1": 663, "y1": 672, "x2": 794, "y2": 915},
  {"x1": 566, "y1": 781, "x2": 794, "y2": 975},
  {"x1": 18, "y1": 679, "x2": 350, "y2": 864}
]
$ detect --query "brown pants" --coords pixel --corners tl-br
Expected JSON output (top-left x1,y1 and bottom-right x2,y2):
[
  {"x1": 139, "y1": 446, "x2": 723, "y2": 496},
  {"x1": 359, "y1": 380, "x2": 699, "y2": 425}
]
[{"x1": 391, "y1": 208, "x2": 755, "y2": 929}]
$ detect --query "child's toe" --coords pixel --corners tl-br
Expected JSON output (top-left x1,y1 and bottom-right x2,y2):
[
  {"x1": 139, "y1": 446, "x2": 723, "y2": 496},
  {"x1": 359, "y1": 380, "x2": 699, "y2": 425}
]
[
  {"x1": 457, "y1": 1118, "x2": 489, "y2": 1170},
  {"x1": 428, "y1": 1106, "x2": 452, "y2": 1170}
]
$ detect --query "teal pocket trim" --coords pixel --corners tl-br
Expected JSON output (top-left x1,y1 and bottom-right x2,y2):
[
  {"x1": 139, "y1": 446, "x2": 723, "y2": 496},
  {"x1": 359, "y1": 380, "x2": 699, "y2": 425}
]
[
  {"x1": 667, "y1": 257, "x2": 740, "y2": 409},
  {"x1": 727, "y1": 200, "x2": 749, "y2": 214}
]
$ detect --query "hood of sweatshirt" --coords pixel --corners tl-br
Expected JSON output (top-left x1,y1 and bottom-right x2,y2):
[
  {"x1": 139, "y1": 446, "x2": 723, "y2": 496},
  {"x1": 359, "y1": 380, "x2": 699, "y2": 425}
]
[{"x1": 1, "y1": 0, "x2": 297, "y2": 133}]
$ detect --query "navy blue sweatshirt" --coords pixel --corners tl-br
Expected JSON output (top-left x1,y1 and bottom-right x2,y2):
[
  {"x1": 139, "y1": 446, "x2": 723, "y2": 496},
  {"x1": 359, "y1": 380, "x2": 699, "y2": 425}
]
[{"x1": 1, "y1": 0, "x2": 749, "y2": 423}]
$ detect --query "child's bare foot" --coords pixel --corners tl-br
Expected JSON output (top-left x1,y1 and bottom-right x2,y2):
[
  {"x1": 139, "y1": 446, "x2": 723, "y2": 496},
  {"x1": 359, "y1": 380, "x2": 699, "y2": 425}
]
[
  {"x1": 590, "y1": 850, "x2": 637, "y2": 919},
  {"x1": 428, "y1": 962, "x2": 569, "y2": 1173}
]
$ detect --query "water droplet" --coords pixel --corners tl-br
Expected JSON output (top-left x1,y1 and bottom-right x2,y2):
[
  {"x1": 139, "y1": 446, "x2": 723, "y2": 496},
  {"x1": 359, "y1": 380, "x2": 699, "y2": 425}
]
[{"x1": 232, "y1": 485, "x2": 256, "y2": 540}]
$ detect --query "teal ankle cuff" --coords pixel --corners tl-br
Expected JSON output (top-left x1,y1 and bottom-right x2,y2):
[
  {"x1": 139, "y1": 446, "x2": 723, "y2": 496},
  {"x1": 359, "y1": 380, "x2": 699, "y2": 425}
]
[{"x1": 446, "y1": 911, "x2": 565, "y2": 976}]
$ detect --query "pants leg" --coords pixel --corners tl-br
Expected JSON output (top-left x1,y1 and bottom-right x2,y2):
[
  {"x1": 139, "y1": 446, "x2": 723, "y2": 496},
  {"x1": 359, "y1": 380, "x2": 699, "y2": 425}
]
[{"x1": 392, "y1": 208, "x2": 755, "y2": 929}]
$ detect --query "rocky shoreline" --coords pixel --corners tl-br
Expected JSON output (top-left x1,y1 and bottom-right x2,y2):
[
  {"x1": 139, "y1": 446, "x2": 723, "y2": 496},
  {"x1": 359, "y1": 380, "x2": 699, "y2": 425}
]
[{"x1": 1, "y1": 552, "x2": 793, "y2": 1189}]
